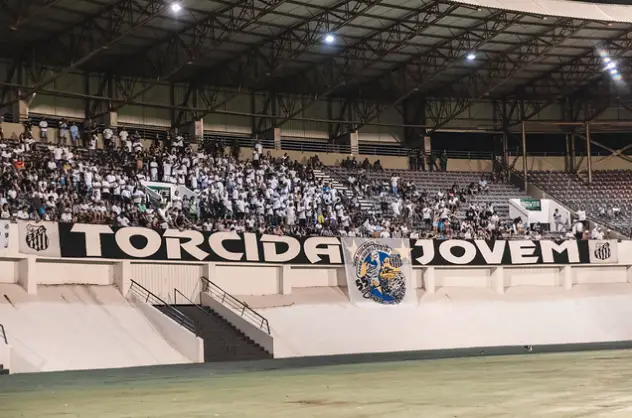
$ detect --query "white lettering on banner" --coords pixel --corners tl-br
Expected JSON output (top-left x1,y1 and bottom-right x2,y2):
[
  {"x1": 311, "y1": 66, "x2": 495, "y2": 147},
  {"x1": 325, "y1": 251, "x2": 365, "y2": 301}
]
[
  {"x1": 71, "y1": 224, "x2": 113, "y2": 257},
  {"x1": 508, "y1": 241, "x2": 538, "y2": 264},
  {"x1": 208, "y1": 232, "x2": 244, "y2": 261},
  {"x1": 260, "y1": 235, "x2": 301, "y2": 263},
  {"x1": 243, "y1": 233, "x2": 260, "y2": 261},
  {"x1": 116, "y1": 227, "x2": 162, "y2": 258},
  {"x1": 414, "y1": 239, "x2": 434, "y2": 265},
  {"x1": 304, "y1": 237, "x2": 343, "y2": 264},
  {"x1": 475, "y1": 240, "x2": 506, "y2": 264},
  {"x1": 163, "y1": 229, "x2": 209, "y2": 260},
  {"x1": 539, "y1": 240, "x2": 579, "y2": 264},
  {"x1": 439, "y1": 240, "x2": 477, "y2": 265}
]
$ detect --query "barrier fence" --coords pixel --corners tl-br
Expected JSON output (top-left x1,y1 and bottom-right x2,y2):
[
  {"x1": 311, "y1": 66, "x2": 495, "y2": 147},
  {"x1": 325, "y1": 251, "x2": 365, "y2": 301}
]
[
  {"x1": 128, "y1": 280, "x2": 197, "y2": 335},
  {"x1": 201, "y1": 276, "x2": 271, "y2": 335}
]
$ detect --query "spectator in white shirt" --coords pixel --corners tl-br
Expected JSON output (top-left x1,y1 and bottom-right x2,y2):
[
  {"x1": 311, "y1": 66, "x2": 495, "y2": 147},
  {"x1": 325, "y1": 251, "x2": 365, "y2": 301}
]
[{"x1": 39, "y1": 119, "x2": 48, "y2": 142}]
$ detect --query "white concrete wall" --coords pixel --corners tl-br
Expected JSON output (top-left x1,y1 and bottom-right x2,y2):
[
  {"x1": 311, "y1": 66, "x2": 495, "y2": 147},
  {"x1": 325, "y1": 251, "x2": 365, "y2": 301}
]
[
  {"x1": 261, "y1": 285, "x2": 632, "y2": 358},
  {"x1": 129, "y1": 263, "x2": 203, "y2": 303},
  {"x1": 0, "y1": 284, "x2": 190, "y2": 373},
  {"x1": 130, "y1": 293, "x2": 204, "y2": 363}
]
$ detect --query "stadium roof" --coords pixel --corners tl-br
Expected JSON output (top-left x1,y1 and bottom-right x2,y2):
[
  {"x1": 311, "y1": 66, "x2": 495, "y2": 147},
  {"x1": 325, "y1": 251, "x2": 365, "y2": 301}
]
[{"x1": 1, "y1": 0, "x2": 632, "y2": 134}]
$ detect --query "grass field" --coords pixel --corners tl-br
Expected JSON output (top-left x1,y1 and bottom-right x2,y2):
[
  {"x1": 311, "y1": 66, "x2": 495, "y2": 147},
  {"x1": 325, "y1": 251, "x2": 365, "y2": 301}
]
[{"x1": 2, "y1": 350, "x2": 632, "y2": 417}]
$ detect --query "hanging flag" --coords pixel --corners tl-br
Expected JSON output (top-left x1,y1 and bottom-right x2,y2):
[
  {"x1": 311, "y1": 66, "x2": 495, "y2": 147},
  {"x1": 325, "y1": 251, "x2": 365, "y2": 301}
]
[{"x1": 342, "y1": 237, "x2": 416, "y2": 306}]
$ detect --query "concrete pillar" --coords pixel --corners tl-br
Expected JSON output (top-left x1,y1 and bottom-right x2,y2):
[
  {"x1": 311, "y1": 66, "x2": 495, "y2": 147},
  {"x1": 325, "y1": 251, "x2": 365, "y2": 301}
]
[
  {"x1": 491, "y1": 266, "x2": 504, "y2": 294},
  {"x1": 103, "y1": 111, "x2": 118, "y2": 128},
  {"x1": 113, "y1": 261, "x2": 131, "y2": 297},
  {"x1": 183, "y1": 119, "x2": 204, "y2": 142},
  {"x1": 423, "y1": 267, "x2": 436, "y2": 294},
  {"x1": 9, "y1": 98, "x2": 29, "y2": 122},
  {"x1": 350, "y1": 130, "x2": 359, "y2": 155},
  {"x1": 273, "y1": 127, "x2": 281, "y2": 150},
  {"x1": 206, "y1": 262, "x2": 216, "y2": 282},
  {"x1": 424, "y1": 135, "x2": 432, "y2": 154},
  {"x1": 561, "y1": 265, "x2": 573, "y2": 290},
  {"x1": 17, "y1": 256, "x2": 37, "y2": 295},
  {"x1": 279, "y1": 265, "x2": 292, "y2": 295}
]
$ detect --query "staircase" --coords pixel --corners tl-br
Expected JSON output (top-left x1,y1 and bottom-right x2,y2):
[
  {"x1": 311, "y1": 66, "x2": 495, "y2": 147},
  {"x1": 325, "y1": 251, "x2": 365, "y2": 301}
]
[
  {"x1": 313, "y1": 168, "x2": 380, "y2": 213},
  {"x1": 171, "y1": 288, "x2": 271, "y2": 362},
  {"x1": 173, "y1": 305, "x2": 272, "y2": 362}
]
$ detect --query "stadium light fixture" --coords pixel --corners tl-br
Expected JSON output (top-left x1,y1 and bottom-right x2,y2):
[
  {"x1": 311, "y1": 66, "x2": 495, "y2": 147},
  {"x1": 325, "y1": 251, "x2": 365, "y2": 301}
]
[
  {"x1": 324, "y1": 34, "x2": 335, "y2": 44},
  {"x1": 466, "y1": 53, "x2": 476, "y2": 61},
  {"x1": 606, "y1": 61, "x2": 616, "y2": 70},
  {"x1": 170, "y1": 2, "x2": 182, "y2": 13},
  {"x1": 604, "y1": 57, "x2": 612, "y2": 64},
  {"x1": 610, "y1": 68, "x2": 618, "y2": 75}
]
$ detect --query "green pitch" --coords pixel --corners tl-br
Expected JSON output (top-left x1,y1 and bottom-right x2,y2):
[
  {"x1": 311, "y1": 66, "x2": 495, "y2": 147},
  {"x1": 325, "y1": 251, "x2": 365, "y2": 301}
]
[{"x1": 1, "y1": 350, "x2": 632, "y2": 417}]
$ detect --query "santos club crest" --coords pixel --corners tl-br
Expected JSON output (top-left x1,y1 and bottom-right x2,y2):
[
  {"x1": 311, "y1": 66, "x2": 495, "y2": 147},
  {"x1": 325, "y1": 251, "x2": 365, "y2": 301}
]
[{"x1": 352, "y1": 241, "x2": 407, "y2": 305}]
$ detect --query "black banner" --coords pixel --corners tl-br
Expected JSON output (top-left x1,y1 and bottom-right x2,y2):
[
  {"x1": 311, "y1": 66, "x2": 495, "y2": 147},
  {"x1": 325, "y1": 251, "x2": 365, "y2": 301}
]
[
  {"x1": 58, "y1": 223, "x2": 343, "y2": 264},
  {"x1": 33, "y1": 224, "x2": 618, "y2": 266},
  {"x1": 410, "y1": 239, "x2": 618, "y2": 266}
]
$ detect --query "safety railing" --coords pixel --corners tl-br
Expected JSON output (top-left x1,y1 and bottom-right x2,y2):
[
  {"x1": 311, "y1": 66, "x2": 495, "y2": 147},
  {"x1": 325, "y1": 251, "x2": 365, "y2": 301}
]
[
  {"x1": 200, "y1": 276, "x2": 271, "y2": 335},
  {"x1": 0, "y1": 324, "x2": 7, "y2": 345},
  {"x1": 129, "y1": 280, "x2": 197, "y2": 335}
]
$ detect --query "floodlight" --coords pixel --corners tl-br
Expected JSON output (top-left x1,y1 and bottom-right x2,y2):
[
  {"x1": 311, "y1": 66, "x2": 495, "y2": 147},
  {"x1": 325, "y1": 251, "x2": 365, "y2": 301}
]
[
  {"x1": 170, "y1": 2, "x2": 182, "y2": 13},
  {"x1": 324, "y1": 34, "x2": 335, "y2": 44},
  {"x1": 606, "y1": 61, "x2": 616, "y2": 70},
  {"x1": 466, "y1": 53, "x2": 476, "y2": 61},
  {"x1": 610, "y1": 68, "x2": 618, "y2": 75}
]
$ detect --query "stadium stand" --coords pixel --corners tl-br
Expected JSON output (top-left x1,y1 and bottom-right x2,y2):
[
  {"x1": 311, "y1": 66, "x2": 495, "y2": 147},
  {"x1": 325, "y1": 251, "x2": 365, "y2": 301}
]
[
  {"x1": 0, "y1": 128, "x2": 539, "y2": 239},
  {"x1": 529, "y1": 170, "x2": 630, "y2": 235}
]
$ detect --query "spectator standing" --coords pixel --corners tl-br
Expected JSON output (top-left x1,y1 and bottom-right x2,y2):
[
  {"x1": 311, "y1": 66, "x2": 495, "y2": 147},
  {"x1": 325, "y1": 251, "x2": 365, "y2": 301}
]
[
  {"x1": 38, "y1": 119, "x2": 48, "y2": 142},
  {"x1": 440, "y1": 150, "x2": 448, "y2": 171},
  {"x1": 58, "y1": 119, "x2": 68, "y2": 145}
]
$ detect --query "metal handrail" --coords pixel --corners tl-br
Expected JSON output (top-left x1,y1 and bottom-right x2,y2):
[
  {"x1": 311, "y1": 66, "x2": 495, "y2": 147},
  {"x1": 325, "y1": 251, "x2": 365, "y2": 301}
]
[
  {"x1": 200, "y1": 276, "x2": 271, "y2": 335},
  {"x1": 172, "y1": 288, "x2": 217, "y2": 319},
  {"x1": 0, "y1": 324, "x2": 7, "y2": 345},
  {"x1": 129, "y1": 280, "x2": 197, "y2": 335}
]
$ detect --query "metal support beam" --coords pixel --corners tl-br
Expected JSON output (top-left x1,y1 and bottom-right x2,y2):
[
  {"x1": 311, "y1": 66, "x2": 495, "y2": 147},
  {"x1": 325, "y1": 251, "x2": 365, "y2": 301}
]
[
  {"x1": 102, "y1": 0, "x2": 294, "y2": 118},
  {"x1": 0, "y1": 0, "x2": 168, "y2": 109},
  {"x1": 571, "y1": 134, "x2": 576, "y2": 172},
  {"x1": 168, "y1": 0, "x2": 384, "y2": 127},
  {"x1": 521, "y1": 120, "x2": 527, "y2": 191},
  {"x1": 9, "y1": 0, "x2": 63, "y2": 31},
  {"x1": 424, "y1": 18, "x2": 588, "y2": 132},
  {"x1": 585, "y1": 123, "x2": 592, "y2": 184},
  {"x1": 271, "y1": 9, "x2": 522, "y2": 136},
  {"x1": 510, "y1": 28, "x2": 632, "y2": 124}
]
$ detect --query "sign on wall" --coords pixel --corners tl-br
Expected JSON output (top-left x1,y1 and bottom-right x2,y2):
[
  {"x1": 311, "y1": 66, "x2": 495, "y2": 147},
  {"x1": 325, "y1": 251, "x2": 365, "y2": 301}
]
[
  {"x1": 15, "y1": 222, "x2": 620, "y2": 267},
  {"x1": 410, "y1": 239, "x2": 618, "y2": 266},
  {"x1": 520, "y1": 198, "x2": 541, "y2": 211},
  {"x1": 45, "y1": 223, "x2": 342, "y2": 264},
  {"x1": 342, "y1": 238, "x2": 415, "y2": 306}
]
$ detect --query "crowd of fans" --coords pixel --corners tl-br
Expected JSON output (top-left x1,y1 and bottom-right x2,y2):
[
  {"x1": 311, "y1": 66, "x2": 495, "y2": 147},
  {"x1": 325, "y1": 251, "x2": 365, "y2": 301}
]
[
  {"x1": 341, "y1": 164, "x2": 538, "y2": 240},
  {"x1": 0, "y1": 118, "x2": 608, "y2": 239}
]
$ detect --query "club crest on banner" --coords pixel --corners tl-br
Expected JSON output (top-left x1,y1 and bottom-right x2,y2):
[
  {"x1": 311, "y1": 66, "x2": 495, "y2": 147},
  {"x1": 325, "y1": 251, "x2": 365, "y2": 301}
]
[
  {"x1": 352, "y1": 241, "x2": 407, "y2": 305},
  {"x1": 593, "y1": 241, "x2": 611, "y2": 261},
  {"x1": 25, "y1": 224, "x2": 49, "y2": 251}
]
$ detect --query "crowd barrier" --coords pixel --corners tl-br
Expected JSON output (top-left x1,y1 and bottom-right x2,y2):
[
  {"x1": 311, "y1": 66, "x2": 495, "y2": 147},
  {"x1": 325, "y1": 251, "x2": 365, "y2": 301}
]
[{"x1": 1, "y1": 221, "x2": 632, "y2": 303}]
